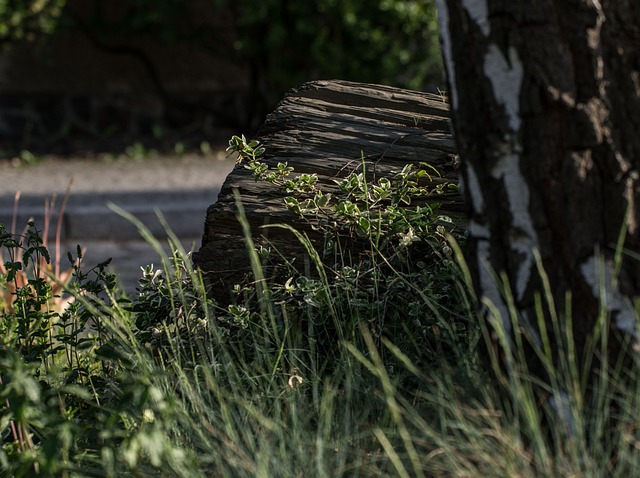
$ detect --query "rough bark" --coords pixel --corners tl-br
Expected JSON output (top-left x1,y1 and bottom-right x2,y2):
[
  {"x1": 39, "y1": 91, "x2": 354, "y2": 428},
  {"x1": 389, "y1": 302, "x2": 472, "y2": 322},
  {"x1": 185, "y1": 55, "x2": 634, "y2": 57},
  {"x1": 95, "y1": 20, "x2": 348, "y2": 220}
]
[
  {"x1": 436, "y1": 0, "x2": 640, "y2": 364},
  {"x1": 193, "y1": 80, "x2": 462, "y2": 303}
]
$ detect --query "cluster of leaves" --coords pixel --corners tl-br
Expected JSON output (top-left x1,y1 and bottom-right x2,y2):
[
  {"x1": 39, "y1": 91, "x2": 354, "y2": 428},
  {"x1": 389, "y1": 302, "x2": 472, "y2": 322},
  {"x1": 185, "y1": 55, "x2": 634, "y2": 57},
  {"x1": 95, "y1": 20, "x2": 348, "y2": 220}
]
[
  {"x1": 129, "y1": 255, "x2": 257, "y2": 372},
  {"x1": 0, "y1": 217, "x2": 391, "y2": 476},
  {"x1": 0, "y1": 0, "x2": 66, "y2": 47},
  {"x1": 228, "y1": 134, "x2": 470, "y2": 366},
  {"x1": 0, "y1": 224, "x2": 204, "y2": 476},
  {"x1": 231, "y1": 134, "x2": 457, "y2": 246},
  {"x1": 218, "y1": 0, "x2": 443, "y2": 111}
]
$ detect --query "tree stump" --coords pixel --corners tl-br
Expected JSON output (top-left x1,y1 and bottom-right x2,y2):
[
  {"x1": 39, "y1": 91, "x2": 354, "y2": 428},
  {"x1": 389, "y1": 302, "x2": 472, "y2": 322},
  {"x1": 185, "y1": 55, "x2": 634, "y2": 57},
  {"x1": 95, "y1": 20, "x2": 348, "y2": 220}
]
[{"x1": 193, "y1": 80, "x2": 462, "y2": 303}]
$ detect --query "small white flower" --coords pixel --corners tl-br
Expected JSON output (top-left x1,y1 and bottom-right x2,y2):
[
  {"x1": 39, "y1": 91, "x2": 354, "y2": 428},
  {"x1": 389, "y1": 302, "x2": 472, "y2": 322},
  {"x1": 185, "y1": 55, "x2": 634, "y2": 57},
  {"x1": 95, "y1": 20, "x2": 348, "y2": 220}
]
[
  {"x1": 288, "y1": 368, "x2": 303, "y2": 389},
  {"x1": 142, "y1": 409, "x2": 155, "y2": 423},
  {"x1": 398, "y1": 228, "x2": 420, "y2": 248}
]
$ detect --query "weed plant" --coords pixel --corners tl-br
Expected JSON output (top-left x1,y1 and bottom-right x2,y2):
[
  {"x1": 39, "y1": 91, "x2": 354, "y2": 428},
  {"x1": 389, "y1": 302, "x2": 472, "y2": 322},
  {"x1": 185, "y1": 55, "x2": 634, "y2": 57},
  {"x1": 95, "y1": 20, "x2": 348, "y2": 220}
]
[
  {"x1": 227, "y1": 135, "x2": 470, "y2": 366},
  {"x1": 1, "y1": 137, "x2": 639, "y2": 476}
]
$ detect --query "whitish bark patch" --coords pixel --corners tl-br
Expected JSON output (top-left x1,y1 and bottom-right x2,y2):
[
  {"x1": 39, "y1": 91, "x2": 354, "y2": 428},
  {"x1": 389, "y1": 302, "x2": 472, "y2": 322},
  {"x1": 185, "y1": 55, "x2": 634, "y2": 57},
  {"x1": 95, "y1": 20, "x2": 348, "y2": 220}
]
[
  {"x1": 483, "y1": 45, "x2": 524, "y2": 132},
  {"x1": 465, "y1": 162, "x2": 485, "y2": 214},
  {"x1": 462, "y1": 0, "x2": 490, "y2": 36},
  {"x1": 492, "y1": 152, "x2": 539, "y2": 301},
  {"x1": 469, "y1": 220, "x2": 511, "y2": 333},
  {"x1": 580, "y1": 255, "x2": 639, "y2": 342}
]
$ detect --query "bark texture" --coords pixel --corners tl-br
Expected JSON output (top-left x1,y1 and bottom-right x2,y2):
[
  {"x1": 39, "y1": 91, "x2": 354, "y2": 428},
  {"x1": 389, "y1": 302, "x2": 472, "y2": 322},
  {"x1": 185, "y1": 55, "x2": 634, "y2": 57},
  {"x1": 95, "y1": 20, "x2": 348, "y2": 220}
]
[
  {"x1": 436, "y1": 0, "x2": 640, "y2": 359},
  {"x1": 193, "y1": 80, "x2": 462, "y2": 303}
]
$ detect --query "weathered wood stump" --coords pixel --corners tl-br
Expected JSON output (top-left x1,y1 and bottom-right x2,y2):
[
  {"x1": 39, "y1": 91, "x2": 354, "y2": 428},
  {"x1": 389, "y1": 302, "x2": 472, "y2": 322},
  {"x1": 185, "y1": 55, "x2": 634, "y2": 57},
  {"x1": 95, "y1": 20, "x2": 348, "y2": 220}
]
[{"x1": 193, "y1": 80, "x2": 462, "y2": 302}]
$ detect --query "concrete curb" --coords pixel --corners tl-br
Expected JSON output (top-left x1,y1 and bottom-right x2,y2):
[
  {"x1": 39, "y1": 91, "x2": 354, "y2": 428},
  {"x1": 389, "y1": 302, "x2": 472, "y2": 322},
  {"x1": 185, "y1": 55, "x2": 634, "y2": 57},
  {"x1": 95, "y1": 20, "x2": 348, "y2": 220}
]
[
  {"x1": 0, "y1": 187, "x2": 220, "y2": 241},
  {"x1": 0, "y1": 154, "x2": 234, "y2": 292},
  {"x1": 0, "y1": 154, "x2": 235, "y2": 242}
]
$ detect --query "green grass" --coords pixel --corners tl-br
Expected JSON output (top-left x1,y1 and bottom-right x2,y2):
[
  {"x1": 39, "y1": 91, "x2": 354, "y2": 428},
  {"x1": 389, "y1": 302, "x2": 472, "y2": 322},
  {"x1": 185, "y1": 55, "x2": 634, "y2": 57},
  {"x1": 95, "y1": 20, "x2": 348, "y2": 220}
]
[
  {"x1": 2, "y1": 144, "x2": 640, "y2": 476},
  {"x1": 2, "y1": 214, "x2": 639, "y2": 477}
]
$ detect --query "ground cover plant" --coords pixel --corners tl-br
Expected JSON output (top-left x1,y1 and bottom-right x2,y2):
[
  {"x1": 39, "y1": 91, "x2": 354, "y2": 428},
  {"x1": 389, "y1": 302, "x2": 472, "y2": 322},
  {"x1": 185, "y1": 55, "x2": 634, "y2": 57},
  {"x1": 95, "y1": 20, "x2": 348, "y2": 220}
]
[{"x1": 1, "y1": 137, "x2": 640, "y2": 476}]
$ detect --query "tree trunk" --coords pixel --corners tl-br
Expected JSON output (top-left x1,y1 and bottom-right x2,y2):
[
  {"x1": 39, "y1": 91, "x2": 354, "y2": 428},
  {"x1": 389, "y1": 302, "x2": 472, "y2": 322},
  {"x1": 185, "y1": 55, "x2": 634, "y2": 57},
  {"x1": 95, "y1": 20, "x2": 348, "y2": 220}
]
[{"x1": 436, "y1": 1, "x2": 640, "y2": 368}]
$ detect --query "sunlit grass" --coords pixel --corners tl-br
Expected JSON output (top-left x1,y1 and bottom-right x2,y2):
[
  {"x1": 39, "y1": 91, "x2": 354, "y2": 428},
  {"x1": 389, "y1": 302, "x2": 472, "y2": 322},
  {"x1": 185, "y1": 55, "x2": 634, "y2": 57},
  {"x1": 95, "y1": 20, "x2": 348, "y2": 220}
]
[{"x1": 1, "y1": 195, "x2": 639, "y2": 476}]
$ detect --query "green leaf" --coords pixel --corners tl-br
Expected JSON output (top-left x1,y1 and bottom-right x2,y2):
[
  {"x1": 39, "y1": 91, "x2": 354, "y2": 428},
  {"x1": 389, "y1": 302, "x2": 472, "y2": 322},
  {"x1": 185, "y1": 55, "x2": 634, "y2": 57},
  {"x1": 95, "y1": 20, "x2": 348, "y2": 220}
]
[
  {"x1": 60, "y1": 384, "x2": 92, "y2": 400},
  {"x1": 315, "y1": 192, "x2": 331, "y2": 208}
]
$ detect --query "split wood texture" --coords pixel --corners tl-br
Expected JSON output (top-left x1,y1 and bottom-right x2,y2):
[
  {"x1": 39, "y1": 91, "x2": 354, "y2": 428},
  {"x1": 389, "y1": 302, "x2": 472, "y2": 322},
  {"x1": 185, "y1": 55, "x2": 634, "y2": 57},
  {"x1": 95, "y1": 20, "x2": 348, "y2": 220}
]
[{"x1": 193, "y1": 80, "x2": 463, "y2": 302}]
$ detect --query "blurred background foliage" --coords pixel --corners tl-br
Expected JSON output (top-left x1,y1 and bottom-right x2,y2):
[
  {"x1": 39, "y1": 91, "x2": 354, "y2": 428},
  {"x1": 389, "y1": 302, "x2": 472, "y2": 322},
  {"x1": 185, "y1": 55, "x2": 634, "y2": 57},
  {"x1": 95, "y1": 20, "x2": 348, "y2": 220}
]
[
  {"x1": 218, "y1": 0, "x2": 443, "y2": 117},
  {"x1": 0, "y1": 0, "x2": 66, "y2": 45},
  {"x1": 0, "y1": 0, "x2": 443, "y2": 155}
]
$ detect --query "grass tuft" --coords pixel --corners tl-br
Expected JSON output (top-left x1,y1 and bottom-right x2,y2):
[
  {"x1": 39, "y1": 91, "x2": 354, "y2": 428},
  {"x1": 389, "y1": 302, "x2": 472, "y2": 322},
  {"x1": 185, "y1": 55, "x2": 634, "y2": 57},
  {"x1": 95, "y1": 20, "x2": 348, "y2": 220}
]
[{"x1": 2, "y1": 140, "x2": 639, "y2": 476}]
